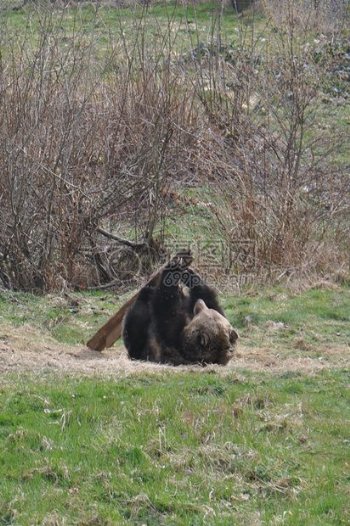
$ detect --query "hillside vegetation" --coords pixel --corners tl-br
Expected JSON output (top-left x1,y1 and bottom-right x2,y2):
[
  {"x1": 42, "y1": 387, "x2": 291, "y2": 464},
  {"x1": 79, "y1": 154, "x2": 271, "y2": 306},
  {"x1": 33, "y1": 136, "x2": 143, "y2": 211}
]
[{"x1": 0, "y1": 0, "x2": 349, "y2": 291}]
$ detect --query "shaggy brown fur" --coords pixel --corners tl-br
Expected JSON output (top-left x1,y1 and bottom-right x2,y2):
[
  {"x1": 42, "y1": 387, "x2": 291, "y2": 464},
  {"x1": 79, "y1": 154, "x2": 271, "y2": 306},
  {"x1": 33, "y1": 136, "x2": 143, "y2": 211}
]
[{"x1": 123, "y1": 253, "x2": 238, "y2": 365}]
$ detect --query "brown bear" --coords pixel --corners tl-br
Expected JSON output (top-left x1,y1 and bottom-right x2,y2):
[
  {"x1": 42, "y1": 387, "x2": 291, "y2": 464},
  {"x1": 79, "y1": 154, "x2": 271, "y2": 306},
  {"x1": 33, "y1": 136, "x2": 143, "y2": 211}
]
[{"x1": 122, "y1": 252, "x2": 238, "y2": 365}]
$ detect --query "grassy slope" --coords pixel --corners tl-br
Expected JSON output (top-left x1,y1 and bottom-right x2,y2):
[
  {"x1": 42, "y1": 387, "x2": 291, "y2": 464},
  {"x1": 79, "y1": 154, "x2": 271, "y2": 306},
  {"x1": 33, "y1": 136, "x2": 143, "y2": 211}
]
[
  {"x1": 0, "y1": 370, "x2": 349, "y2": 525},
  {"x1": 0, "y1": 285, "x2": 349, "y2": 524},
  {"x1": 1, "y1": 2, "x2": 240, "y2": 49}
]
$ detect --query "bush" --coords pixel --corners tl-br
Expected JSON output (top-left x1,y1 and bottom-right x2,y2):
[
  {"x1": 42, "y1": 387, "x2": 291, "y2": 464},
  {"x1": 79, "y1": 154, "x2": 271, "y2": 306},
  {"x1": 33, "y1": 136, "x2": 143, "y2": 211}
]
[{"x1": 0, "y1": 2, "x2": 348, "y2": 291}]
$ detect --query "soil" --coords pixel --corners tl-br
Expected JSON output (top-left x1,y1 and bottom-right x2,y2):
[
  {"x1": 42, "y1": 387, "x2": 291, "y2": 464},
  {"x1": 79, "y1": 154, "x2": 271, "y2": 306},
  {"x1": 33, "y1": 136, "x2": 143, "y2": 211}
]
[{"x1": 0, "y1": 323, "x2": 349, "y2": 378}]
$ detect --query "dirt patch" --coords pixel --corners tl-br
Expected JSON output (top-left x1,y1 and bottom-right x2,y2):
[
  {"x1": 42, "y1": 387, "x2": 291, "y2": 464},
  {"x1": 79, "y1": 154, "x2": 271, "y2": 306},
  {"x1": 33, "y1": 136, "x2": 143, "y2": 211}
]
[{"x1": 0, "y1": 323, "x2": 349, "y2": 378}]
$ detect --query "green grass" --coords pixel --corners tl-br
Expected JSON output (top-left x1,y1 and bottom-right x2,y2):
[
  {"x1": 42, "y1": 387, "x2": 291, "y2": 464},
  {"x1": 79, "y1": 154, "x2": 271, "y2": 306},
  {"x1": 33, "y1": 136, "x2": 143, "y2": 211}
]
[
  {"x1": 0, "y1": 370, "x2": 349, "y2": 525},
  {"x1": 0, "y1": 283, "x2": 349, "y2": 524},
  {"x1": 0, "y1": 290, "x2": 124, "y2": 345},
  {"x1": 235, "y1": 284, "x2": 349, "y2": 354},
  {"x1": 1, "y1": 1, "x2": 240, "y2": 51}
]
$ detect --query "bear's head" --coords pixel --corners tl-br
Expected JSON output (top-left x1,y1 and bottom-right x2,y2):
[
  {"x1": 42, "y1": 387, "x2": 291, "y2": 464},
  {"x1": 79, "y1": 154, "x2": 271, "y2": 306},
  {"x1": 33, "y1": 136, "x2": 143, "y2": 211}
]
[{"x1": 182, "y1": 299, "x2": 238, "y2": 365}]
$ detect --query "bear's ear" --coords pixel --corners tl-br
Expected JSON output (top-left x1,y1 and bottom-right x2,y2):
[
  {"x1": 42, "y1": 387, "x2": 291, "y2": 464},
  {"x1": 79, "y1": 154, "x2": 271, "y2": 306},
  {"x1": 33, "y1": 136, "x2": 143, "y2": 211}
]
[{"x1": 193, "y1": 299, "x2": 208, "y2": 315}]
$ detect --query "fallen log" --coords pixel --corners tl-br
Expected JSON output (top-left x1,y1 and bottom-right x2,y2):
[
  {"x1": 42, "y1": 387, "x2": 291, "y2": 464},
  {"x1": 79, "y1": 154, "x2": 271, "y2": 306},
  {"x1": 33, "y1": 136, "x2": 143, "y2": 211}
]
[
  {"x1": 86, "y1": 294, "x2": 138, "y2": 351},
  {"x1": 86, "y1": 251, "x2": 193, "y2": 352}
]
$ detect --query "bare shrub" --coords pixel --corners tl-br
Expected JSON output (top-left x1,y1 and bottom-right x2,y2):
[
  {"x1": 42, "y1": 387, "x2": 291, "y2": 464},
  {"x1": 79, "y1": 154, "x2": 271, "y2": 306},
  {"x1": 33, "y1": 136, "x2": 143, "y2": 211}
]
[
  {"x1": 0, "y1": 1, "x2": 348, "y2": 291},
  {"x1": 0, "y1": 6, "x2": 197, "y2": 290},
  {"x1": 182, "y1": 1, "x2": 349, "y2": 283}
]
